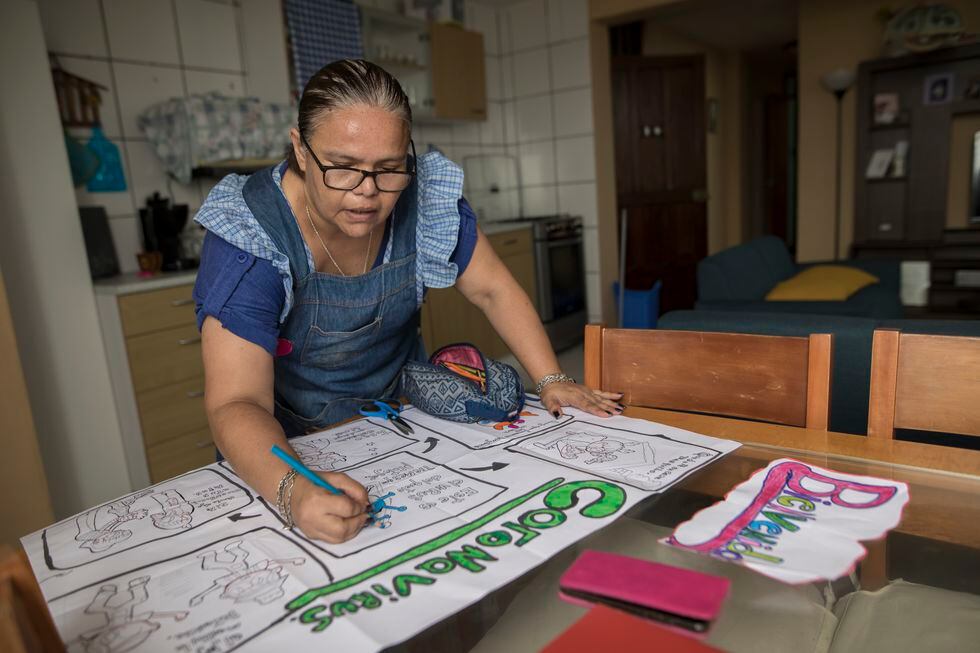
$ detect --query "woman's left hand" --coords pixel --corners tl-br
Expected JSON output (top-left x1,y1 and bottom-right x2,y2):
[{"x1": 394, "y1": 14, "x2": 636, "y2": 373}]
[{"x1": 539, "y1": 382, "x2": 624, "y2": 419}]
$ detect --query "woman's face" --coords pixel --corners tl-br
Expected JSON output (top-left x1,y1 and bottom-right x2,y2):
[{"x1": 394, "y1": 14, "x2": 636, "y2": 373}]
[{"x1": 293, "y1": 104, "x2": 410, "y2": 239}]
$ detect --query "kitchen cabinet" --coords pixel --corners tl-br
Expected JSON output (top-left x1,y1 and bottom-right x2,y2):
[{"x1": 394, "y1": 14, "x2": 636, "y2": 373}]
[
  {"x1": 95, "y1": 273, "x2": 214, "y2": 489},
  {"x1": 421, "y1": 226, "x2": 537, "y2": 359},
  {"x1": 360, "y1": 9, "x2": 486, "y2": 122}
]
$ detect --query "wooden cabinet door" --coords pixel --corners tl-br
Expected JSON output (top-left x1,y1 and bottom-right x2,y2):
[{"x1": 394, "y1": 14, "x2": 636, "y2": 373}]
[
  {"x1": 420, "y1": 232, "x2": 537, "y2": 360},
  {"x1": 423, "y1": 286, "x2": 479, "y2": 353},
  {"x1": 430, "y1": 23, "x2": 486, "y2": 121}
]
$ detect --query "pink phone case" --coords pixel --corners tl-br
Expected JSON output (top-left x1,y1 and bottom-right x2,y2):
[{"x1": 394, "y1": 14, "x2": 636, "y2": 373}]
[{"x1": 558, "y1": 549, "x2": 730, "y2": 633}]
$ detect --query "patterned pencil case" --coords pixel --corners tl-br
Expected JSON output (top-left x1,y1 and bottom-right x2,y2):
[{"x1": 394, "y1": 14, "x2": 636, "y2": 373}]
[{"x1": 401, "y1": 343, "x2": 525, "y2": 423}]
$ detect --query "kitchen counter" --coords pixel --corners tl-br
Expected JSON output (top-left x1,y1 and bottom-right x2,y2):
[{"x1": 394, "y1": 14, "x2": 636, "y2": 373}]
[
  {"x1": 94, "y1": 270, "x2": 198, "y2": 296},
  {"x1": 479, "y1": 221, "x2": 533, "y2": 236},
  {"x1": 93, "y1": 223, "x2": 531, "y2": 296}
]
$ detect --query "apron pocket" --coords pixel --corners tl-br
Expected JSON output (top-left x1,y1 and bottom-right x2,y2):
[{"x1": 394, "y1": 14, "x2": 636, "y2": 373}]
[
  {"x1": 275, "y1": 396, "x2": 370, "y2": 435},
  {"x1": 301, "y1": 317, "x2": 383, "y2": 369}
]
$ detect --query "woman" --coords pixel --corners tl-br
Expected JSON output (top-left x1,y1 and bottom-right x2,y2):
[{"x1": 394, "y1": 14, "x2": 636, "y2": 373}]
[{"x1": 193, "y1": 60, "x2": 623, "y2": 545}]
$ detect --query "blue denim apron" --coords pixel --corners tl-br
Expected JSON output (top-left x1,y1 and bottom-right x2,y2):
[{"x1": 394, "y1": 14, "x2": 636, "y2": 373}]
[{"x1": 242, "y1": 168, "x2": 422, "y2": 437}]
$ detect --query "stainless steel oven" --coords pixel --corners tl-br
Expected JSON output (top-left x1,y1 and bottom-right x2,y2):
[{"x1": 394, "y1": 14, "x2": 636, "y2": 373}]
[{"x1": 494, "y1": 215, "x2": 587, "y2": 351}]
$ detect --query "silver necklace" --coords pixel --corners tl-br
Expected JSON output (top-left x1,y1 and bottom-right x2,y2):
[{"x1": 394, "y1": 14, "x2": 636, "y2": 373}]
[{"x1": 305, "y1": 204, "x2": 373, "y2": 276}]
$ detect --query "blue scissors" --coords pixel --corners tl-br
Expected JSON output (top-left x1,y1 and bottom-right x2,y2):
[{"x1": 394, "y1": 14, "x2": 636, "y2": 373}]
[{"x1": 359, "y1": 399, "x2": 414, "y2": 435}]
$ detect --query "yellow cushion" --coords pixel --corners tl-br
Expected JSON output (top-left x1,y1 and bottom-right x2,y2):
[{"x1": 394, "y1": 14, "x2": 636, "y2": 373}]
[{"x1": 766, "y1": 265, "x2": 879, "y2": 301}]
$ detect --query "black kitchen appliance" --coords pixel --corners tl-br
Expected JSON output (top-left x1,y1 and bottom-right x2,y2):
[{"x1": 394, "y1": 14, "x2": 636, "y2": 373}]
[
  {"x1": 78, "y1": 205, "x2": 120, "y2": 279},
  {"x1": 492, "y1": 214, "x2": 587, "y2": 351},
  {"x1": 139, "y1": 192, "x2": 191, "y2": 271}
]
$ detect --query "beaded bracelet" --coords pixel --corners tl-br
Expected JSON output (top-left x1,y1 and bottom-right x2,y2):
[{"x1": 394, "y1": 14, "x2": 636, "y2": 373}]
[{"x1": 534, "y1": 372, "x2": 576, "y2": 395}]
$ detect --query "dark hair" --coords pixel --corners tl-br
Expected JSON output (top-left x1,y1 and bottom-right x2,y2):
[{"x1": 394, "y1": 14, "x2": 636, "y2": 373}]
[{"x1": 287, "y1": 59, "x2": 412, "y2": 174}]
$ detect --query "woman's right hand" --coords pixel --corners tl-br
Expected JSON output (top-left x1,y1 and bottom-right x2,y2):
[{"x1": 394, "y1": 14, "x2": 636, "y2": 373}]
[{"x1": 290, "y1": 471, "x2": 371, "y2": 543}]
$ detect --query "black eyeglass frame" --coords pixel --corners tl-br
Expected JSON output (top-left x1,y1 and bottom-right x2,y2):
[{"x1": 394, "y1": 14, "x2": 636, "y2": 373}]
[{"x1": 301, "y1": 134, "x2": 417, "y2": 192}]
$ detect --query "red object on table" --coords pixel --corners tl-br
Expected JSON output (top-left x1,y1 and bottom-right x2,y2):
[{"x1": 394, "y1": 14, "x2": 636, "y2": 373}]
[{"x1": 540, "y1": 605, "x2": 723, "y2": 653}]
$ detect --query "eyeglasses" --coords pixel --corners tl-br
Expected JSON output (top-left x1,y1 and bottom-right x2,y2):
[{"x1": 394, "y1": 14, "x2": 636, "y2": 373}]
[{"x1": 301, "y1": 135, "x2": 416, "y2": 192}]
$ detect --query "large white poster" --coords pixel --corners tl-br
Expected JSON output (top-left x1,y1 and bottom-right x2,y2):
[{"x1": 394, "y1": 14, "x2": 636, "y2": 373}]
[{"x1": 24, "y1": 401, "x2": 739, "y2": 652}]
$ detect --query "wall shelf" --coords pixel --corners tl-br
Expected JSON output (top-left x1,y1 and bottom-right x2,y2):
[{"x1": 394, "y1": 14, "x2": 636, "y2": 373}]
[
  {"x1": 191, "y1": 158, "x2": 279, "y2": 178},
  {"x1": 870, "y1": 121, "x2": 910, "y2": 131},
  {"x1": 866, "y1": 176, "x2": 908, "y2": 183},
  {"x1": 854, "y1": 42, "x2": 980, "y2": 251}
]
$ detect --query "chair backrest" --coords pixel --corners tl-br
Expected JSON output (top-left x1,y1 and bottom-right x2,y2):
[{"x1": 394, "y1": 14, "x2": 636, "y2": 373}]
[
  {"x1": 584, "y1": 325, "x2": 833, "y2": 428},
  {"x1": 0, "y1": 548, "x2": 62, "y2": 653},
  {"x1": 868, "y1": 330, "x2": 980, "y2": 439}
]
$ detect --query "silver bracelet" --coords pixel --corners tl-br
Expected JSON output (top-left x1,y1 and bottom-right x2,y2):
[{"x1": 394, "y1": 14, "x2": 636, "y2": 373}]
[
  {"x1": 276, "y1": 469, "x2": 297, "y2": 529},
  {"x1": 535, "y1": 372, "x2": 576, "y2": 395},
  {"x1": 283, "y1": 476, "x2": 297, "y2": 529}
]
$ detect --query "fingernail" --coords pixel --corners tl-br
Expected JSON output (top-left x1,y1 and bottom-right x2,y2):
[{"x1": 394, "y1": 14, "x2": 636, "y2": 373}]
[
  {"x1": 616, "y1": 391, "x2": 625, "y2": 396},
  {"x1": 617, "y1": 403, "x2": 626, "y2": 410},
  {"x1": 552, "y1": 410, "x2": 561, "y2": 419},
  {"x1": 605, "y1": 410, "x2": 614, "y2": 416}
]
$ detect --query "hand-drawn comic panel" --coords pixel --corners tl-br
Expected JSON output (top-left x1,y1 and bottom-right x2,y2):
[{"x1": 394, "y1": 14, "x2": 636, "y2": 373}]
[
  {"x1": 288, "y1": 421, "x2": 418, "y2": 472},
  {"x1": 43, "y1": 469, "x2": 253, "y2": 570},
  {"x1": 508, "y1": 421, "x2": 723, "y2": 491},
  {"x1": 400, "y1": 402, "x2": 570, "y2": 450},
  {"x1": 296, "y1": 451, "x2": 506, "y2": 558},
  {"x1": 53, "y1": 527, "x2": 330, "y2": 653}
]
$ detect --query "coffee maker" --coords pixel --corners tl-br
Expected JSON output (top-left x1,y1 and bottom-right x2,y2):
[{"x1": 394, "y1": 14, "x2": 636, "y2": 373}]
[{"x1": 139, "y1": 192, "x2": 191, "y2": 271}]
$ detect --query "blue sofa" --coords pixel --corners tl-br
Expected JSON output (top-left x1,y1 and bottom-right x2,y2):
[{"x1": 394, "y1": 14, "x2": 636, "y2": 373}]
[
  {"x1": 697, "y1": 236, "x2": 903, "y2": 319},
  {"x1": 658, "y1": 309, "x2": 980, "y2": 446}
]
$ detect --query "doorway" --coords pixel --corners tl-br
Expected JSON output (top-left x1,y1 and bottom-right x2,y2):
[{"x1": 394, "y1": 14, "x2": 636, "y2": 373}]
[
  {"x1": 745, "y1": 46, "x2": 798, "y2": 250},
  {"x1": 612, "y1": 54, "x2": 708, "y2": 314}
]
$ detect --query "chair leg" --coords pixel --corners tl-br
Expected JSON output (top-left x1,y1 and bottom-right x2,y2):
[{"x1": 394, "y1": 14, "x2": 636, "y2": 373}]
[{"x1": 859, "y1": 537, "x2": 889, "y2": 591}]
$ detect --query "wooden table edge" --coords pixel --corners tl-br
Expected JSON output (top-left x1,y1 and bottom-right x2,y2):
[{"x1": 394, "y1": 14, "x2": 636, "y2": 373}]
[{"x1": 625, "y1": 407, "x2": 980, "y2": 478}]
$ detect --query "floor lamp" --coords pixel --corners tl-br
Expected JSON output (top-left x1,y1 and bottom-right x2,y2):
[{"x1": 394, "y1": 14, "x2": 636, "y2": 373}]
[{"x1": 821, "y1": 68, "x2": 855, "y2": 261}]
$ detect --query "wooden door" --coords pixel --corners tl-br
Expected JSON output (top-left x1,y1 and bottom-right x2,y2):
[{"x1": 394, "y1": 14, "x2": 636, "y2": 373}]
[{"x1": 613, "y1": 55, "x2": 707, "y2": 314}]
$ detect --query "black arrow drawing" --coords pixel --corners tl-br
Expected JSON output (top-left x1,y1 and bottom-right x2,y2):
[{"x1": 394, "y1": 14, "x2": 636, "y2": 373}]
[
  {"x1": 422, "y1": 437, "x2": 438, "y2": 453},
  {"x1": 227, "y1": 512, "x2": 260, "y2": 522},
  {"x1": 460, "y1": 462, "x2": 509, "y2": 472}
]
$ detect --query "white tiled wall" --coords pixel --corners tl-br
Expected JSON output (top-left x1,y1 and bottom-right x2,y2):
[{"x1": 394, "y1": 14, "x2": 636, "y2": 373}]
[
  {"x1": 424, "y1": 0, "x2": 602, "y2": 322},
  {"x1": 423, "y1": 0, "x2": 601, "y2": 321},
  {"x1": 497, "y1": 0, "x2": 601, "y2": 322},
  {"x1": 41, "y1": 0, "x2": 600, "y2": 294},
  {"x1": 39, "y1": 0, "x2": 282, "y2": 273}
]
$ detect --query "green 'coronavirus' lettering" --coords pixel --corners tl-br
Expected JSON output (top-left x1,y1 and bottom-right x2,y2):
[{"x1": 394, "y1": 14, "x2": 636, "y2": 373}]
[
  {"x1": 543, "y1": 480, "x2": 627, "y2": 518},
  {"x1": 392, "y1": 574, "x2": 436, "y2": 597}
]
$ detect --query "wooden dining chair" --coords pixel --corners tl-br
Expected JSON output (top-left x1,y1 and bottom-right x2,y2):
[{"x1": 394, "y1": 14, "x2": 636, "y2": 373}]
[
  {"x1": 584, "y1": 325, "x2": 833, "y2": 429},
  {"x1": 0, "y1": 548, "x2": 62, "y2": 653},
  {"x1": 867, "y1": 329, "x2": 980, "y2": 439}
]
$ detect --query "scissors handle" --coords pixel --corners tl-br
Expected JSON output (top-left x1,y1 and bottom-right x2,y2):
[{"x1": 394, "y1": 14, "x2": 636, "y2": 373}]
[{"x1": 358, "y1": 400, "x2": 414, "y2": 435}]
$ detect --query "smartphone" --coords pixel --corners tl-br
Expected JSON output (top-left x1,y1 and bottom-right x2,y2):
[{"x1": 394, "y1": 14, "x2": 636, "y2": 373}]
[{"x1": 558, "y1": 549, "x2": 730, "y2": 633}]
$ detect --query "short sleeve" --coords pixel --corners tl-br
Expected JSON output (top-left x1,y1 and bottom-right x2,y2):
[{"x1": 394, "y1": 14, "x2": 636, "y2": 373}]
[
  {"x1": 415, "y1": 151, "x2": 464, "y2": 297},
  {"x1": 193, "y1": 231, "x2": 285, "y2": 355},
  {"x1": 450, "y1": 198, "x2": 478, "y2": 275}
]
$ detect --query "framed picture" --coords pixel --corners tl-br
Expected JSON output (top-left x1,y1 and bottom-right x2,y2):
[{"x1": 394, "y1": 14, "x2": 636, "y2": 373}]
[
  {"x1": 965, "y1": 75, "x2": 980, "y2": 100},
  {"x1": 924, "y1": 73, "x2": 953, "y2": 105},
  {"x1": 873, "y1": 93, "x2": 900, "y2": 124},
  {"x1": 866, "y1": 148, "x2": 894, "y2": 179}
]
